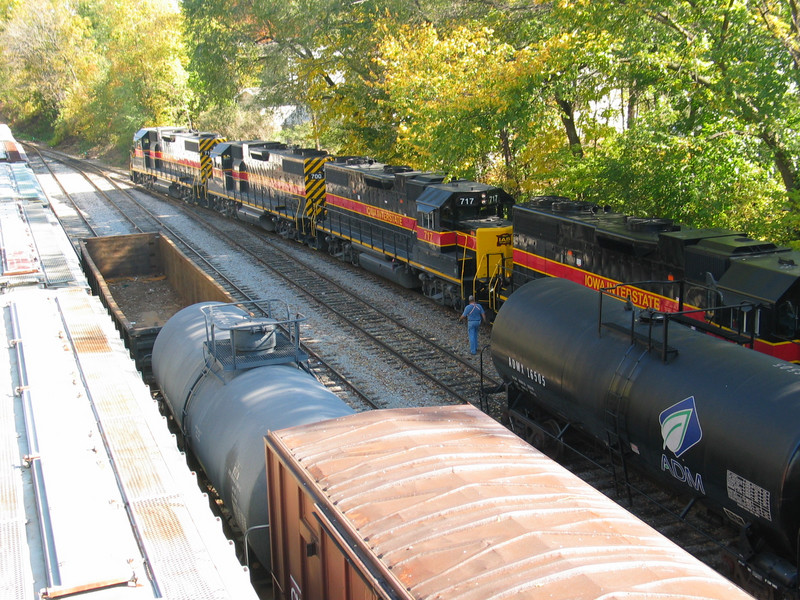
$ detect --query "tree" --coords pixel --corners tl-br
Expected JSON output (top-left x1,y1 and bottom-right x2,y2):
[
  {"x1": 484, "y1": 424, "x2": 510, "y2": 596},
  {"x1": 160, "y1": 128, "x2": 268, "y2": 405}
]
[
  {"x1": 82, "y1": 0, "x2": 191, "y2": 148},
  {"x1": 0, "y1": 0, "x2": 101, "y2": 135},
  {"x1": 0, "y1": 0, "x2": 190, "y2": 154},
  {"x1": 548, "y1": 0, "x2": 800, "y2": 242}
]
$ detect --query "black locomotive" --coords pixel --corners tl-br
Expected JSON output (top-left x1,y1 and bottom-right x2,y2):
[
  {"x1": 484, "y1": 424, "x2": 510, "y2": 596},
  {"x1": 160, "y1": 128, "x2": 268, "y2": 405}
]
[
  {"x1": 130, "y1": 127, "x2": 225, "y2": 201},
  {"x1": 502, "y1": 196, "x2": 800, "y2": 362},
  {"x1": 130, "y1": 127, "x2": 515, "y2": 308}
]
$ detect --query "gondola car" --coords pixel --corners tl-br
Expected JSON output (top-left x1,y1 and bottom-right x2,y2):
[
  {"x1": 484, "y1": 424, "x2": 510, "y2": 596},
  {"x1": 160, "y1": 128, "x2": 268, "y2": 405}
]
[{"x1": 503, "y1": 196, "x2": 800, "y2": 361}]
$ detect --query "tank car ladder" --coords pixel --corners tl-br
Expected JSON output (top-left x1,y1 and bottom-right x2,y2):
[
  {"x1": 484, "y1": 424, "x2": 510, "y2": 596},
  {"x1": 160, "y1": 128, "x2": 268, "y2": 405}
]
[{"x1": 604, "y1": 346, "x2": 647, "y2": 506}]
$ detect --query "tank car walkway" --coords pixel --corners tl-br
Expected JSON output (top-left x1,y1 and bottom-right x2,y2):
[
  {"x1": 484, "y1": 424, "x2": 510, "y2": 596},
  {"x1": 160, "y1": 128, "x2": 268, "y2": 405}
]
[{"x1": 0, "y1": 162, "x2": 257, "y2": 599}]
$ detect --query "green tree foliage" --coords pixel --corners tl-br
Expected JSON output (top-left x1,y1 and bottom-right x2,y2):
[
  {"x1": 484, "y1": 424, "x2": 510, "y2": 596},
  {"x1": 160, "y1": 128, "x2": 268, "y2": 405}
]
[
  {"x1": 181, "y1": 0, "x2": 262, "y2": 110},
  {"x1": 0, "y1": 0, "x2": 189, "y2": 154},
  {"x1": 82, "y1": 0, "x2": 191, "y2": 149},
  {"x1": 182, "y1": 0, "x2": 431, "y2": 154},
  {"x1": 0, "y1": 0, "x2": 101, "y2": 134},
  {"x1": 0, "y1": 0, "x2": 797, "y2": 244},
  {"x1": 377, "y1": 14, "x2": 623, "y2": 188},
  {"x1": 543, "y1": 0, "x2": 800, "y2": 243}
]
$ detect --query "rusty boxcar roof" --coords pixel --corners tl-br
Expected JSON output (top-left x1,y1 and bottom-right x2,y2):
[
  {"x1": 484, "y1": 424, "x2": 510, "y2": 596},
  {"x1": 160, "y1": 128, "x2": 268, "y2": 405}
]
[{"x1": 267, "y1": 404, "x2": 752, "y2": 600}]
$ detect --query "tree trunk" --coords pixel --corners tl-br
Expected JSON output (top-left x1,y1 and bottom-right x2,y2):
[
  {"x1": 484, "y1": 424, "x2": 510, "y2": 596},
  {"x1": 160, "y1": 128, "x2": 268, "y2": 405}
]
[
  {"x1": 627, "y1": 87, "x2": 638, "y2": 129},
  {"x1": 499, "y1": 127, "x2": 513, "y2": 170},
  {"x1": 555, "y1": 93, "x2": 583, "y2": 157},
  {"x1": 761, "y1": 129, "x2": 798, "y2": 196}
]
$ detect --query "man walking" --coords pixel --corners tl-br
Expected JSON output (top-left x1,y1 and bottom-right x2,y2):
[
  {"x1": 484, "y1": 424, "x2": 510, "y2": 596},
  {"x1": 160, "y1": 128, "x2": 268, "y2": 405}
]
[{"x1": 459, "y1": 295, "x2": 487, "y2": 355}]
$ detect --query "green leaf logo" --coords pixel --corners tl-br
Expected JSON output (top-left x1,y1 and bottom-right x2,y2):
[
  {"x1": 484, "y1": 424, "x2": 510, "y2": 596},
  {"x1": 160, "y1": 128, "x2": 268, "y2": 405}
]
[
  {"x1": 661, "y1": 408, "x2": 692, "y2": 453},
  {"x1": 659, "y1": 397, "x2": 703, "y2": 458}
]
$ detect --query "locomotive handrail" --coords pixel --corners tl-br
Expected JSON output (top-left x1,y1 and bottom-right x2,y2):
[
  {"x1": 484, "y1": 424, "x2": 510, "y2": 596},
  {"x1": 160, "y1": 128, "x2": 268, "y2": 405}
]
[{"x1": 476, "y1": 251, "x2": 508, "y2": 310}]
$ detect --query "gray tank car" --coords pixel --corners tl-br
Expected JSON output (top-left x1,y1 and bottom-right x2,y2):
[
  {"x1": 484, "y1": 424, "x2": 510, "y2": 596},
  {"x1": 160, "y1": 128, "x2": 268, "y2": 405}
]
[{"x1": 151, "y1": 301, "x2": 353, "y2": 568}]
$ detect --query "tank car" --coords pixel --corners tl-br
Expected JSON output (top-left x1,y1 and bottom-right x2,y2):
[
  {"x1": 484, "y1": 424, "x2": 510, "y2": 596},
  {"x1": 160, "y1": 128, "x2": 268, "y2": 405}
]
[
  {"x1": 322, "y1": 157, "x2": 515, "y2": 307},
  {"x1": 503, "y1": 196, "x2": 800, "y2": 362},
  {"x1": 207, "y1": 140, "x2": 330, "y2": 244},
  {"x1": 492, "y1": 276, "x2": 800, "y2": 592},
  {"x1": 130, "y1": 127, "x2": 226, "y2": 203},
  {"x1": 151, "y1": 299, "x2": 353, "y2": 568}
]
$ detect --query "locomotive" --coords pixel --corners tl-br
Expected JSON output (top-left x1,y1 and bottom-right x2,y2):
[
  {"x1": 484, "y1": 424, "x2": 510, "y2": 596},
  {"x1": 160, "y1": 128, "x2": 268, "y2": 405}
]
[
  {"x1": 130, "y1": 127, "x2": 226, "y2": 201},
  {"x1": 130, "y1": 127, "x2": 515, "y2": 308},
  {"x1": 206, "y1": 139, "x2": 329, "y2": 243},
  {"x1": 492, "y1": 276, "x2": 800, "y2": 594},
  {"x1": 502, "y1": 196, "x2": 800, "y2": 362}
]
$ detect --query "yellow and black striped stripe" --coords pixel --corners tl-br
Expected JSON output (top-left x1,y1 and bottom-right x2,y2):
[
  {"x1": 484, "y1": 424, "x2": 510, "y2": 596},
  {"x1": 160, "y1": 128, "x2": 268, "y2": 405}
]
[
  {"x1": 199, "y1": 137, "x2": 225, "y2": 183},
  {"x1": 304, "y1": 156, "x2": 332, "y2": 228}
]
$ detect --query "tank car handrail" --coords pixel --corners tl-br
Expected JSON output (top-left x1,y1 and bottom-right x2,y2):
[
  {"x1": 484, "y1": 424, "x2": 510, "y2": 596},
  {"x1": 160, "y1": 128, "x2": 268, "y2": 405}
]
[
  {"x1": 599, "y1": 282, "x2": 758, "y2": 362},
  {"x1": 200, "y1": 300, "x2": 309, "y2": 372}
]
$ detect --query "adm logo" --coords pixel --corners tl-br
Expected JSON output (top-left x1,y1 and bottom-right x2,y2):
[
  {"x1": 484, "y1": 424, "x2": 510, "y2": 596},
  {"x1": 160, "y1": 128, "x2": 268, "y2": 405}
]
[
  {"x1": 659, "y1": 395, "x2": 703, "y2": 457},
  {"x1": 658, "y1": 396, "x2": 705, "y2": 494}
]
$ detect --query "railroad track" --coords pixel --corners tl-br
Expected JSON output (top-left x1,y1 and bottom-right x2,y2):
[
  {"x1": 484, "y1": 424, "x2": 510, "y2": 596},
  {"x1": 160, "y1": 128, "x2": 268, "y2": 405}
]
[
  {"x1": 184, "y1": 205, "x2": 502, "y2": 408},
  {"x1": 32, "y1": 147, "x2": 501, "y2": 413}
]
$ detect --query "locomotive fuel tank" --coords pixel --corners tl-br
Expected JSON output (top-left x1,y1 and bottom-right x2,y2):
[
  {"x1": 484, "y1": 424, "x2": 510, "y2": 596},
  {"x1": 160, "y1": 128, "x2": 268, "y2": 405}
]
[
  {"x1": 152, "y1": 301, "x2": 353, "y2": 568},
  {"x1": 491, "y1": 277, "x2": 800, "y2": 567}
]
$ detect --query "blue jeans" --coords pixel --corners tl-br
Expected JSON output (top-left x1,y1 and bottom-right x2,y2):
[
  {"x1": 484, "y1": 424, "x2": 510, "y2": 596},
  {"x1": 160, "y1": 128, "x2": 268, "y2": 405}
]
[{"x1": 468, "y1": 320, "x2": 481, "y2": 354}]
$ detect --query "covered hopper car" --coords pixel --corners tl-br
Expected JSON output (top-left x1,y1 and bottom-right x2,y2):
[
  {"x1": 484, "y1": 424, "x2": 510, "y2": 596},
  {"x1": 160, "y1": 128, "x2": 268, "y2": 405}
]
[{"x1": 0, "y1": 123, "x2": 29, "y2": 163}]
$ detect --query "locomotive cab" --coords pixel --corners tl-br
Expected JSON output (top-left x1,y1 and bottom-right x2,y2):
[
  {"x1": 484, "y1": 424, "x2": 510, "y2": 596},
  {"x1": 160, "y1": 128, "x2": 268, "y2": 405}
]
[
  {"x1": 130, "y1": 127, "x2": 187, "y2": 182},
  {"x1": 413, "y1": 181, "x2": 514, "y2": 307}
]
